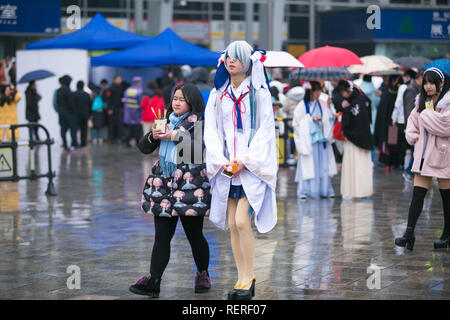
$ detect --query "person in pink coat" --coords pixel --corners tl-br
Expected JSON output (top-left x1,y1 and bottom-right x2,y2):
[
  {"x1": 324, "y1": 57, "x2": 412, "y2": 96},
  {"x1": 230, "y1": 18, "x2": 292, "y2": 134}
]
[{"x1": 395, "y1": 67, "x2": 450, "y2": 250}]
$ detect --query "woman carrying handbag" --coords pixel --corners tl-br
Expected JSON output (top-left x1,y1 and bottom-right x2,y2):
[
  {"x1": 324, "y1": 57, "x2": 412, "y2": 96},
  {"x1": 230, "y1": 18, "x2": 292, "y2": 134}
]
[{"x1": 130, "y1": 83, "x2": 211, "y2": 298}]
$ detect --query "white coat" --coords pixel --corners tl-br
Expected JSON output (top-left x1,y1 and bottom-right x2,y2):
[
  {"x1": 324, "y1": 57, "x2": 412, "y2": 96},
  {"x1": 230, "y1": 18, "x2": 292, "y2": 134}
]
[
  {"x1": 292, "y1": 99, "x2": 337, "y2": 180},
  {"x1": 204, "y1": 77, "x2": 278, "y2": 233}
]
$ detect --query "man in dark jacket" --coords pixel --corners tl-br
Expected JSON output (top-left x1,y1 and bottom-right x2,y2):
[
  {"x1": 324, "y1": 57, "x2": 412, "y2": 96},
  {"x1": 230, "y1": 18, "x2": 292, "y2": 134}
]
[
  {"x1": 57, "y1": 75, "x2": 78, "y2": 151},
  {"x1": 403, "y1": 70, "x2": 422, "y2": 126},
  {"x1": 73, "y1": 80, "x2": 91, "y2": 148},
  {"x1": 402, "y1": 70, "x2": 422, "y2": 180},
  {"x1": 25, "y1": 81, "x2": 41, "y2": 141},
  {"x1": 105, "y1": 75, "x2": 125, "y2": 144}
]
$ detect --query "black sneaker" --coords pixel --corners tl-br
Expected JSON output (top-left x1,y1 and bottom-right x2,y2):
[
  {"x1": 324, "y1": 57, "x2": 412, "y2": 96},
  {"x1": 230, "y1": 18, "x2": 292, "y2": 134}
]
[
  {"x1": 129, "y1": 274, "x2": 161, "y2": 298},
  {"x1": 194, "y1": 271, "x2": 211, "y2": 293}
]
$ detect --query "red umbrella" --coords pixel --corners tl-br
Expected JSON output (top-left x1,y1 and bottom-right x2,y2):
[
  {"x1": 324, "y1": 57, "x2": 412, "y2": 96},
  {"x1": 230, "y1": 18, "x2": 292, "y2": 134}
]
[{"x1": 298, "y1": 45, "x2": 363, "y2": 68}]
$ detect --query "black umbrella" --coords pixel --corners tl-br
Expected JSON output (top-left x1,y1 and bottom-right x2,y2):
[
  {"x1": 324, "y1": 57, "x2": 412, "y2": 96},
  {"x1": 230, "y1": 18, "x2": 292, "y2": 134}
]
[
  {"x1": 18, "y1": 69, "x2": 55, "y2": 84},
  {"x1": 396, "y1": 56, "x2": 432, "y2": 70}
]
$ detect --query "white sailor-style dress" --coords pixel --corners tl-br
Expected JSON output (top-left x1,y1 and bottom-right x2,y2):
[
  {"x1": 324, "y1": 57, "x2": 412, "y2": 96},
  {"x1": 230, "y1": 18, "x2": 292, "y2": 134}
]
[{"x1": 204, "y1": 75, "x2": 278, "y2": 233}]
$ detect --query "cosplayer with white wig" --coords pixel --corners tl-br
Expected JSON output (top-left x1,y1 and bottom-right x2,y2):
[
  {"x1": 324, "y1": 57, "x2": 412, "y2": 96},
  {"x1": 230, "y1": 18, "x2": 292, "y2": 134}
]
[{"x1": 204, "y1": 40, "x2": 278, "y2": 300}]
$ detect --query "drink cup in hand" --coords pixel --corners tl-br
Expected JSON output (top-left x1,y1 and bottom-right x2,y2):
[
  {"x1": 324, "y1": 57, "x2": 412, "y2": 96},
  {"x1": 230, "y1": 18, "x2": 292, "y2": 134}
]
[
  {"x1": 425, "y1": 100, "x2": 434, "y2": 111},
  {"x1": 154, "y1": 119, "x2": 167, "y2": 133}
]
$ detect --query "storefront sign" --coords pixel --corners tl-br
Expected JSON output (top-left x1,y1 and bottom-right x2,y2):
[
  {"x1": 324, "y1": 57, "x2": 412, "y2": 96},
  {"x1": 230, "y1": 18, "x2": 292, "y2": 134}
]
[
  {"x1": 374, "y1": 9, "x2": 450, "y2": 41},
  {"x1": 0, "y1": 0, "x2": 60, "y2": 34},
  {"x1": 320, "y1": 9, "x2": 450, "y2": 42}
]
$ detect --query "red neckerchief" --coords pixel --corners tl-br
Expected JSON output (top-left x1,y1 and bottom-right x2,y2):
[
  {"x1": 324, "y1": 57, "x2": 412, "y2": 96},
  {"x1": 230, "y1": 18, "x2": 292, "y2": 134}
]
[{"x1": 220, "y1": 83, "x2": 252, "y2": 159}]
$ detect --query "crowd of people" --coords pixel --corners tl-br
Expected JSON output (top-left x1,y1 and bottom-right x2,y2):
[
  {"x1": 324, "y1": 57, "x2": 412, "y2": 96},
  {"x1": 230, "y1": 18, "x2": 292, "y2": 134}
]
[
  {"x1": 129, "y1": 41, "x2": 449, "y2": 301},
  {"x1": 0, "y1": 56, "x2": 18, "y2": 141},
  {"x1": 49, "y1": 66, "x2": 213, "y2": 152},
  {"x1": 265, "y1": 65, "x2": 445, "y2": 202},
  {"x1": 267, "y1": 63, "x2": 449, "y2": 255},
  {"x1": 1, "y1": 45, "x2": 448, "y2": 300},
  {"x1": 0, "y1": 56, "x2": 16, "y2": 86}
]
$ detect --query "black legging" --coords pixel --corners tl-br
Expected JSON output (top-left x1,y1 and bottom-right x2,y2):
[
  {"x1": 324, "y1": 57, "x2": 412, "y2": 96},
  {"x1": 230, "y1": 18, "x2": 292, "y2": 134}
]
[{"x1": 150, "y1": 216, "x2": 209, "y2": 279}]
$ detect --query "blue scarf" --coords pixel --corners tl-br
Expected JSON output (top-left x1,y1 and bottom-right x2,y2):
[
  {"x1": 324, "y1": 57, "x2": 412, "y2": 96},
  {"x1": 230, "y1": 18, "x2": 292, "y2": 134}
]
[
  {"x1": 158, "y1": 111, "x2": 190, "y2": 177},
  {"x1": 305, "y1": 101, "x2": 328, "y2": 148}
]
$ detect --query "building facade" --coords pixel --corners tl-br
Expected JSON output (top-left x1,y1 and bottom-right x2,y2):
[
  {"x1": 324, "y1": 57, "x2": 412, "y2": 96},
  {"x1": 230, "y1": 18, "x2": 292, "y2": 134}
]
[{"x1": 1, "y1": 0, "x2": 449, "y2": 59}]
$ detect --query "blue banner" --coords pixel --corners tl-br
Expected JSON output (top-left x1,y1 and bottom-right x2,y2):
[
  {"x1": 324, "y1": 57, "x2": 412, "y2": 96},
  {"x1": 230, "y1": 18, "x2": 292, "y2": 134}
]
[
  {"x1": 320, "y1": 9, "x2": 450, "y2": 42},
  {"x1": 375, "y1": 9, "x2": 450, "y2": 41},
  {"x1": 320, "y1": 10, "x2": 373, "y2": 42},
  {"x1": 0, "y1": 0, "x2": 61, "y2": 34}
]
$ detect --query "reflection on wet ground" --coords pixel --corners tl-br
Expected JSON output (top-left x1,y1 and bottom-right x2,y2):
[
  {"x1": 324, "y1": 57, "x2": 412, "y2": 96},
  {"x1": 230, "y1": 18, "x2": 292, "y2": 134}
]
[{"x1": 1, "y1": 143, "x2": 449, "y2": 300}]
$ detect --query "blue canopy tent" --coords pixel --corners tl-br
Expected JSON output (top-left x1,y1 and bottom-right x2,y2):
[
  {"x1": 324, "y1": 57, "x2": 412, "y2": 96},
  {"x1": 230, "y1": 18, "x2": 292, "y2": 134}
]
[
  {"x1": 90, "y1": 28, "x2": 220, "y2": 67},
  {"x1": 26, "y1": 13, "x2": 152, "y2": 50}
]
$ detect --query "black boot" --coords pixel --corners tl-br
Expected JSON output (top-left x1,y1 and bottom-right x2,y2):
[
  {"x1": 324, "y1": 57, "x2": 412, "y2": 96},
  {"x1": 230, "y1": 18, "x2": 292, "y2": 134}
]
[
  {"x1": 434, "y1": 189, "x2": 450, "y2": 249},
  {"x1": 434, "y1": 233, "x2": 450, "y2": 249},
  {"x1": 129, "y1": 274, "x2": 161, "y2": 298},
  {"x1": 395, "y1": 186, "x2": 427, "y2": 250},
  {"x1": 395, "y1": 227, "x2": 416, "y2": 250}
]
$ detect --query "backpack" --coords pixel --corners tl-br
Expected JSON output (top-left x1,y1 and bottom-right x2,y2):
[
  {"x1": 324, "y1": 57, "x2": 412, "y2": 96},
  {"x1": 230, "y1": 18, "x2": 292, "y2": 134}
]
[{"x1": 92, "y1": 95, "x2": 104, "y2": 112}]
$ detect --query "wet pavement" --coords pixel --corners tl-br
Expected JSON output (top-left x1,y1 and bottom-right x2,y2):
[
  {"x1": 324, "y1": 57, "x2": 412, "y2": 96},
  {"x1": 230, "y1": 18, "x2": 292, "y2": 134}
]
[{"x1": 1, "y1": 142, "x2": 450, "y2": 300}]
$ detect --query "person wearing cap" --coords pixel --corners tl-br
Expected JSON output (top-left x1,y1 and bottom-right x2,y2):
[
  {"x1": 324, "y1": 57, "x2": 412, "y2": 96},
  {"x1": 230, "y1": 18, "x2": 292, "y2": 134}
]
[
  {"x1": 122, "y1": 76, "x2": 144, "y2": 147},
  {"x1": 204, "y1": 41, "x2": 278, "y2": 300},
  {"x1": 395, "y1": 67, "x2": 450, "y2": 250}
]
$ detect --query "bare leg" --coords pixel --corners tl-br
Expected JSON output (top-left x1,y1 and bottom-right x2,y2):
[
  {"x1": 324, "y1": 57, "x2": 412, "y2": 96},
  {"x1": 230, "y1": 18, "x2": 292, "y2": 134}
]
[
  {"x1": 227, "y1": 198, "x2": 244, "y2": 286},
  {"x1": 437, "y1": 178, "x2": 450, "y2": 189},
  {"x1": 414, "y1": 174, "x2": 432, "y2": 189},
  {"x1": 235, "y1": 196, "x2": 254, "y2": 289}
]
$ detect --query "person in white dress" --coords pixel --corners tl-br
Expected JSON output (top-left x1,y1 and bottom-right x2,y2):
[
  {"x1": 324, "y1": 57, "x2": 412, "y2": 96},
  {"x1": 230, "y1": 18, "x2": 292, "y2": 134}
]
[
  {"x1": 204, "y1": 41, "x2": 278, "y2": 300},
  {"x1": 293, "y1": 81, "x2": 337, "y2": 199},
  {"x1": 336, "y1": 80, "x2": 374, "y2": 200}
]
